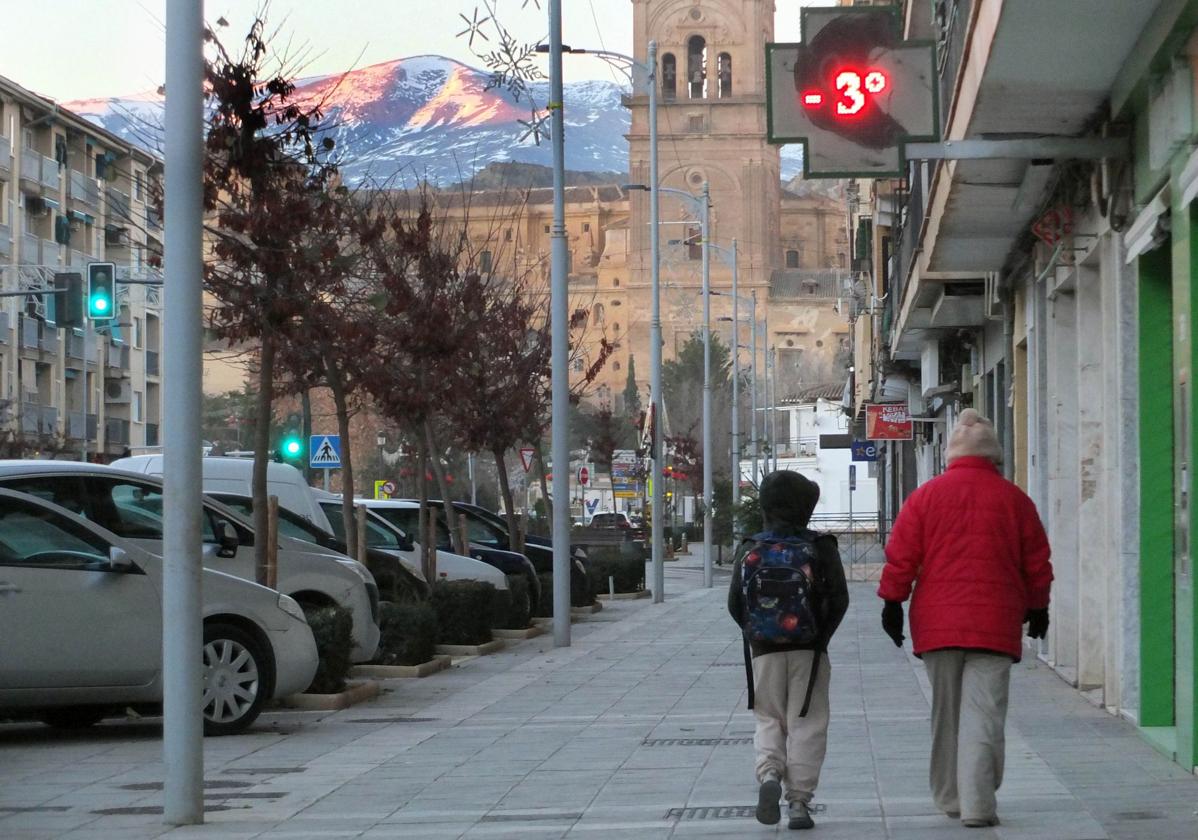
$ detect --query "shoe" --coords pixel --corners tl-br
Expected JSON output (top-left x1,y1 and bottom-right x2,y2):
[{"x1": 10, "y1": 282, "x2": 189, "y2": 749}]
[
  {"x1": 962, "y1": 816, "x2": 1000, "y2": 828},
  {"x1": 755, "y1": 777, "x2": 782, "y2": 825},
  {"x1": 946, "y1": 811, "x2": 960, "y2": 819},
  {"x1": 787, "y1": 800, "x2": 815, "y2": 830}
]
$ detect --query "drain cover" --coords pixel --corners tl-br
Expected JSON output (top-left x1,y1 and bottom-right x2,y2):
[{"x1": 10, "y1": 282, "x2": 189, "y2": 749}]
[
  {"x1": 345, "y1": 716, "x2": 438, "y2": 724},
  {"x1": 120, "y1": 780, "x2": 251, "y2": 791},
  {"x1": 0, "y1": 806, "x2": 70, "y2": 814},
  {"x1": 643, "y1": 737, "x2": 753, "y2": 746},
  {"x1": 223, "y1": 767, "x2": 306, "y2": 775},
  {"x1": 481, "y1": 812, "x2": 583, "y2": 822},
  {"x1": 91, "y1": 805, "x2": 234, "y2": 816},
  {"x1": 667, "y1": 805, "x2": 756, "y2": 820}
]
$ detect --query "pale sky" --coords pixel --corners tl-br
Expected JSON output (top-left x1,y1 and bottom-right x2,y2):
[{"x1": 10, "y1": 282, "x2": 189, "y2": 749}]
[{"x1": 0, "y1": 0, "x2": 834, "y2": 102}]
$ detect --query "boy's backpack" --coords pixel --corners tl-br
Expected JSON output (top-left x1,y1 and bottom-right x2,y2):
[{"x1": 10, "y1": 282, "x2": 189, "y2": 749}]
[{"x1": 740, "y1": 531, "x2": 821, "y2": 645}]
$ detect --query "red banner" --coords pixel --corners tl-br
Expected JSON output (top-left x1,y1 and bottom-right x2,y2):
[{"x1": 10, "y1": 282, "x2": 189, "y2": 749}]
[{"x1": 865, "y1": 403, "x2": 913, "y2": 441}]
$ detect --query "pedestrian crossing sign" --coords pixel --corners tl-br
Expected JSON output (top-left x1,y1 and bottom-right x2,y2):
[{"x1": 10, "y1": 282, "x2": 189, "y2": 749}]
[{"x1": 310, "y1": 435, "x2": 341, "y2": 469}]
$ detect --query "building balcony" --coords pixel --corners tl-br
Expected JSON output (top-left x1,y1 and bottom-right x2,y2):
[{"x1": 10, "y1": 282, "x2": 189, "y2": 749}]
[
  {"x1": 145, "y1": 422, "x2": 159, "y2": 447},
  {"x1": 146, "y1": 350, "x2": 160, "y2": 377},
  {"x1": 21, "y1": 150, "x2": 60, "y2": 193},
  {"x1": 0, "y1": 312, "x2": 9, "y2": 344},
  {"x1": 0, "y1": 222, "x2": 11, "y2": 260},
  {"x1": 106, "y1": 187, "x2": 131, "y2": 224},
  {"x1": 19, "y1": 315, "x2": 39, "y2": 350},
  {"x1": 19, "y1": 232, "x2": 39, "y2": 265},
  {"x1": 769, "y1": 269, "x2": 847, "y2": 301},
  {"x1": 68, "y1": 170, "x2": 100, "y2": 211},
  {"x1": 67, "y1": 411, "x2": 99, "y2": 441},
  {"x1": 21, "y1": 404, "x2": 57, "y2": 436},
  {"x1": 105, "y1": 417, "x2": 131, "y2": 447},
  {"x1": 0, "y1": 139, "x2": 11, "y2": 180},
  {"x1": 66, "y1": 331, "x2": 86, "y2": 360}
]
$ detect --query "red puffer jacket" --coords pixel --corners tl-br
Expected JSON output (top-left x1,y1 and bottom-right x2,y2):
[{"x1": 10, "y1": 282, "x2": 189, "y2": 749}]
[{"x1": 878, "y1": 456, "x2": 1053, "y2": 660}]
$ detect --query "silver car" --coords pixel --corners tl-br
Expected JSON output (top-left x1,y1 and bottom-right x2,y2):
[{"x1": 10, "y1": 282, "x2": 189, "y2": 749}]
[
  {"x1": 0, "y1": 489, "x2": 318, "y2": 735},
  {"x1": 0, "y1": 462, "x2": 381, "y2": 663}
]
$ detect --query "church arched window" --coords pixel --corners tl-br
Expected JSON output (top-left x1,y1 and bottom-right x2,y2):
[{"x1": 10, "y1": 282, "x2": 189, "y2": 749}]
[
  {"x1": 661, "y1": 53, "x2": 677, "y2": 100},
  {"x1": 717, "y1": 52, "x2": 732, "y2": 98},
  {"x1": 687, "y1": 36, "x2": 707, "y2": 99},
  {"x1": 786, "y1": 249, "x2": 800, "y2": 268},
  {"x1": 593, "y1": 302, "x2": 606, "y2": 325}
]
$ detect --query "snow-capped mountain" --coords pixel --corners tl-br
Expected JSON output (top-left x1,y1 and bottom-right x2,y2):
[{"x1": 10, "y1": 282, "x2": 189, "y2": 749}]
[{"x1": 65, "y1": 54, "x2": 803, "y2": 185}]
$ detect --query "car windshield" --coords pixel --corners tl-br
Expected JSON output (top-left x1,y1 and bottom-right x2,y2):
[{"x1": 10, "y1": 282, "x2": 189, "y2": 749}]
[
  {"x1": 321, "y1": 503, "x2": 403, "y2": 549},
  {"x1": 211, "y1": 494, "x2": 324, "y2": 544},
  {"x1": 372, "y1": 506, "x2": 450, "y2": 546}
]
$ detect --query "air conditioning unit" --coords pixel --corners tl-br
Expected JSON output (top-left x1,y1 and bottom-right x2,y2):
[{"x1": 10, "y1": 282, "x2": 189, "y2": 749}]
[{"x1": 104, "y1": 377, "x2": 132, "y2": 404}]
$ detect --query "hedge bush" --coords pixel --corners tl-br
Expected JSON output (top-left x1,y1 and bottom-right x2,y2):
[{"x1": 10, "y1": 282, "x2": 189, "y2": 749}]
[
  {"x1": 533, "y1": 561, "x2": 595, "y2": 616},
  {"x1": 431, "y1": 580, "x2": 495, "y2": 646},
  {"x1": 375, "y1": 601, "x2": 439, "y2": 666},
  {"x1": 303, "y1": 604, "x2": 354, "y2": 694},
  {"x1": 588, "y1": 554, "x2": 646, "y2": 598},
  {"x1": 493, "y1": 575, "x2": 532, "y2": 630}
]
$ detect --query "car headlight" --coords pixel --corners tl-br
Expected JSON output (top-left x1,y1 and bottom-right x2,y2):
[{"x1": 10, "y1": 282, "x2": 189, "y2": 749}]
[{"x1": 277, "y1": 593, "x2": 307, "y2": 623}]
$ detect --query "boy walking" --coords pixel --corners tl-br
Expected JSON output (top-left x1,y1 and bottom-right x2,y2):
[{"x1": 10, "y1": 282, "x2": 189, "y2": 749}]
[{"x1": 728, "y1": 471, "x2": 850, "y2": 829}]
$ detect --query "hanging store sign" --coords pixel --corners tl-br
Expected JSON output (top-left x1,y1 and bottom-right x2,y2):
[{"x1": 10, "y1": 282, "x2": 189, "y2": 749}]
[{"x1": 865, "y1": 403, "x2": 913, "y2": 441}]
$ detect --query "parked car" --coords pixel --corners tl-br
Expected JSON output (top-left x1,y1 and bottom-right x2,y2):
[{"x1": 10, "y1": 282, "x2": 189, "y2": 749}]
[
  {"x1": 206, "y1": 492, "x2": 429, "y2": 603},
  {"x1": 0, "y1": 462, "x2": 380, "y2": 663},
  {"x1": 0, "y1": 489, "x2": 318, "y2": 735},
  {"x1": 416, "y1": 500, "x2": 540, "y2": 612},
  {"x1": 588, "y1": 511, "x2": 647, "y2": 545},
  {"x1": 339, "y1": 498, "x2": 513, "y2": 594},
  {"x1": 112, "y1": 454, "x2": 334, "y2": 531}
]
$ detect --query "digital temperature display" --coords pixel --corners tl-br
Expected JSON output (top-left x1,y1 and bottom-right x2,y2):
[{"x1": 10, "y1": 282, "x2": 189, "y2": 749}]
[{"x1": 766, "y1": 7, "x2": 938, "y2": 177}]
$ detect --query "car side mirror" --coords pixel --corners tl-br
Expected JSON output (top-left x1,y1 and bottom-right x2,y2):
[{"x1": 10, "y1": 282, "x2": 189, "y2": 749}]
[
  {"x1": 213, "y1": 520, "x2": 240, "y2": 558},
  {"x1": 108, "y1": 546, "x2": 136, "y2": 572}
]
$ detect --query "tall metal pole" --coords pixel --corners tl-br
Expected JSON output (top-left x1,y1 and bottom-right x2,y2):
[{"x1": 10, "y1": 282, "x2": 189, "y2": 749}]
[
  {"x1": 162, "y1": 0, "x2": 205, "y2": 825},
  {"x1": 750, "y1": 291, "x2": 759, "y2": 486},
  {"x1": 548, "y1": 0, "x2": 570, "y2": 646},
  {"x1": 769, "y1": 346, "x2": 778, "y2": 471},
  {"x1": 761, "y1": 306, "x2": 769, "y2": 478},
  {"x1": 648, "y1": 40, "x2": 665, "y2": 604},
  {"x1": 730, "y1": 239, "x2": 739, "y2": 510},
  {"x1": 700, "y1": 182, "x2": 712, "y2": 588}
]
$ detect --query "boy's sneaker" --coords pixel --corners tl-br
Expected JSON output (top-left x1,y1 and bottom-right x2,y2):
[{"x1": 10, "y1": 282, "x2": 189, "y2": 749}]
[
  {"x1": 755, "y1": 778, "x2": 782, "y2": 825},
  {"x1": 787, "y1": 801, "x2": 815, "y2": 830},
  {"x1": 962, "y1": 815, "x2": 1000, "y2": 828}
]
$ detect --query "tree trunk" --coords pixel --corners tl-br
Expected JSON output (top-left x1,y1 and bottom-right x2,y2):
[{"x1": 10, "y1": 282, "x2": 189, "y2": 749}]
[
  {"x1": 252, "y1": 334, "x2": 275, "y2": 586},
  {"x1": 425, "y1": 420, "x2": 466, "y2": 556},
  {"x1": 534, "y1": 438, "x2": 552, "y2": 526},
  {"x1": 493, "y1": 447, "x2": 522, "y2": 553},
  {"x1": 417, "y1": 440, "x2": 433, "y2": 582},
  {"x1": 327, "y1": 358, "x2": 358, "y2": 559}
]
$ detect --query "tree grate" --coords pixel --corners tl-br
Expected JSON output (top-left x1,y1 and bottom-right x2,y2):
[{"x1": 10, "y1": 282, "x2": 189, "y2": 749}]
[{"x1": 643, "y1": 737, "x2": 753, "y2": 746}]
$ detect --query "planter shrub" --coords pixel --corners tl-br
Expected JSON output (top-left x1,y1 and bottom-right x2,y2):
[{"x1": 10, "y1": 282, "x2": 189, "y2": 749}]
[
  {"x1": 303, "y1": 604, "x2": 354, "y2": 694},
  {"x1": 534, "y1": 561, "x2": 595, "y2": 615},
  {"x1": 376, "y1": 601, "x2": 439, "y2": 666},
  {"x1": 431, "y1": 580, "x2": 495, "y2": 646},
  {"x1": 534, "y1": 572, "x2": 554, "y2": 617},
  {"x1": 588, "y1": 555, "x2": 646, "y2": 598},
  {"x1": 494, "y1": 575, "x2": 532, "y2": 629}
]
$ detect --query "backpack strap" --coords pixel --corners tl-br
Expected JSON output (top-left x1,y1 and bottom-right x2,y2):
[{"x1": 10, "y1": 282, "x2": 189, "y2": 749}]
[
  {"x1": 743, "y1": 634, "x2": 755, "y2": 711},
  {"x1": 798, "y1": 651, "x2": 820, "y2": 718}
]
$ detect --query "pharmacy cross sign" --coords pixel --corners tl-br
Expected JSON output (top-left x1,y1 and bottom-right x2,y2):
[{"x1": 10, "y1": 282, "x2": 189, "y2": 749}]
[{"x1": 767, "y1": 6, "x2": 939, "y2": 177}]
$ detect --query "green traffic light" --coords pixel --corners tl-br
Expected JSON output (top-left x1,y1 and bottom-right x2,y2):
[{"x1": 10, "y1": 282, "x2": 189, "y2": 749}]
[
  {"x1": 92, "y1": 296, "x2": 110, "y2": 314},
  {"x1": 283, "y1": 437, "x2": 303, "y2": 458}
]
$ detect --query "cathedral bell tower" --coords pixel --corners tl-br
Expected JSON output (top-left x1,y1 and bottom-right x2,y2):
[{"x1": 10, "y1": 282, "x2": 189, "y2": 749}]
[{"x1": 627, "y1": 0, "x2": 782, "y2": 345}]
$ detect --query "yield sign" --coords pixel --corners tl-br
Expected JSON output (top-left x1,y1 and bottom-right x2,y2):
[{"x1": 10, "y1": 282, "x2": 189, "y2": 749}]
[{"x1": 519, "y1": 447, "x2": 536, "y2": 473}]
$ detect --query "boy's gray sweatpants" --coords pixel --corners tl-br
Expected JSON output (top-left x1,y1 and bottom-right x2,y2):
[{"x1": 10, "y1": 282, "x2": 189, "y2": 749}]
[{"x1": 752, "y1": 650, "x2": 831, "y2": 804}]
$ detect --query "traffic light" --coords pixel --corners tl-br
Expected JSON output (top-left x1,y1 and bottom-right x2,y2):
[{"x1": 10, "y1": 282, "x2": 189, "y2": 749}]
[
  {"x1": 86, "y1": 262, "x2": 116, "y2": 321},
  {"x1": 55, "y1": 272, "x2": 85, "y2": 329},
  {"x1": 279, "y1": 432, "x2": 304, "y2": 463}
]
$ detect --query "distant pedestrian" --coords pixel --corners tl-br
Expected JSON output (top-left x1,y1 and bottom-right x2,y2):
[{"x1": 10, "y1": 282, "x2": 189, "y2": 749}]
[
  {"x1": 728, "y1": 470, "x2": 850, "y2": 830},
  {"x1": 878, "y1": 409, "x2": 1053, "y2": 828}
]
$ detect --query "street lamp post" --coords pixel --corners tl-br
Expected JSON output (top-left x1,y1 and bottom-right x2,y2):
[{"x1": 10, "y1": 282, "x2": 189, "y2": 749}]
[
  {"x1": 710, "y1": 244, "x2": 741, "y2": 509},
  {"x1": 547, "y1": 0, "x2": 570, "y2": 647},
  {"x1": 751, "y1": 290, "x2": 759, "y2": 485},
  {"x1": 700, "y1": 181, "x2": 712, "y2": 589}
]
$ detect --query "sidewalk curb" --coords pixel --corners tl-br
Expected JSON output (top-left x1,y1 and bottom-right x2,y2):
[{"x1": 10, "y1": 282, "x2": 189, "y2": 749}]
[
  {"x1": 492, "y1": 626, "x2": 545, "y2": 640},
  {"x1": 279, "y1": 679, "x2": 381, "y2": 711},
  {"x1": 349, "y1": 656, "x2": 452, "y2": 679},
  {"x1": 437, "y1": 640, "x2": 506, "y2": 657},
  {"x1": 597, "y1": 590, "x2": 651, "y2": 601}
]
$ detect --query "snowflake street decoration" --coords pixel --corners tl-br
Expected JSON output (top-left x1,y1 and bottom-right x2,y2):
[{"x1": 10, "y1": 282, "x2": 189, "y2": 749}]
[
  {"x1": 517, "y1": 107, "x2": 551, "y2": 144},
  {"x1": 456, "y1": 0, "x2": 551, "y2": 145},
  {"x1": 456, "y1": 8, "x2": 491, "y2": 49}
]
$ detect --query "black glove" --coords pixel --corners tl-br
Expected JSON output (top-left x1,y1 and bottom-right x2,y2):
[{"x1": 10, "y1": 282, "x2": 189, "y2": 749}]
[
  {"x1": 1025, "y1": 608, "x2": 1050, "y2": 640},
  {"x1": 881, "y1": 600, "x2": 905, "y2": 647}
]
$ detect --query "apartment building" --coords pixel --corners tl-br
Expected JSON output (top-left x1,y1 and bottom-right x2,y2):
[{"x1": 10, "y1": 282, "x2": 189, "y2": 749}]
[
  {"x1": 0, "y1": 74, "x2": 162, "y2": 458},
  {"x1": 847, "y1": 0, "x2": 1198, "y2": 775}
]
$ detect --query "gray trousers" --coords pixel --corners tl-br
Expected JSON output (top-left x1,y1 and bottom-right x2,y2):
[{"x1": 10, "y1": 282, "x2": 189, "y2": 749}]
[
  {"x1": 752, "y1": 650, "x2": 831, "y2": 804},
  {"x1": 923, "y1": 649, "x2": 1011, "y2": 821}
]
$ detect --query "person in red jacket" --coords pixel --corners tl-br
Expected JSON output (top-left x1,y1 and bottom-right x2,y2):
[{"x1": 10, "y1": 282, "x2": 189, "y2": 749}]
[{"x1": 878, "y1": 408, "x2": 1052, "y2": 829}]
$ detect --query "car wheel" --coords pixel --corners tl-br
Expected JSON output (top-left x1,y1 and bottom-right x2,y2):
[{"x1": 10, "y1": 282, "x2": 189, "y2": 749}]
[
  {"x1": 39, "y1": 707, "x2": 107, "y2": 730},
  {"x1": 202, "y1": 622, "x2": 270, "y2": 736}
]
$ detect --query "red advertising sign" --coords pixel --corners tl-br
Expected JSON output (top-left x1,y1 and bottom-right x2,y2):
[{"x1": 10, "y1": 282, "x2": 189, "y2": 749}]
[{"x1": 865, "y1": 403, "x2": 913, "y2": 440}]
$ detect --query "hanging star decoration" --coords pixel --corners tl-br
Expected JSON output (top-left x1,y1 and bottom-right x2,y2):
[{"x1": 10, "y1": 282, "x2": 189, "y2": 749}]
[
  {"x1": 521, "y1": 0, "x2": 541, "y2": 8},
  {"x1": 456, "y1": 7, "x2": 491, "y2": 49},
  {"x1": 517, "y1": 107, "x2": 551, "y2": 144}
]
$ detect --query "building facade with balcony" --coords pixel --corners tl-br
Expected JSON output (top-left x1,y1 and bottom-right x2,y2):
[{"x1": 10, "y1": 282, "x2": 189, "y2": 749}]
[
  {"x1": 0, "y1": 73, "x2": 163, "y2": 459},
  {"x1": 848, "y1": 0, "x2": 1198, "y2": 775}
]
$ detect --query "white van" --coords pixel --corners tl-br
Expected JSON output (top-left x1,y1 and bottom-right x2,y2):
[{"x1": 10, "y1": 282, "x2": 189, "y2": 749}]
[{"x1": 112, "y1": 455, "x2": 332, "y2": 532}]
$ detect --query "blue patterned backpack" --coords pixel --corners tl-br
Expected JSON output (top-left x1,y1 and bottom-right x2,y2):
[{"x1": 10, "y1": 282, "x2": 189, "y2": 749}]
[{"x1": 741, "y1": 531, "x2": 821, "y2": 645}]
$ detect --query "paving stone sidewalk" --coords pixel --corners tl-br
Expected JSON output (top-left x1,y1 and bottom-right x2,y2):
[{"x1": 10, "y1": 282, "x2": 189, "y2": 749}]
[{"x1": 1, "y1": 553, "x2": 1195, "y2": 839}]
